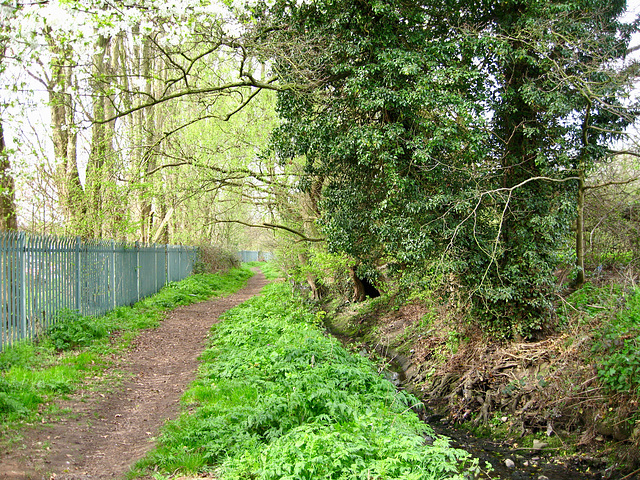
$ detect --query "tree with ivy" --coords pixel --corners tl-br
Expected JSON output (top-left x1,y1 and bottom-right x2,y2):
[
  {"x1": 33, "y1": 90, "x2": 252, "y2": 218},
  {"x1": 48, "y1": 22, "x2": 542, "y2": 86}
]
[
  {"x1": 261, "y1": 0, "x2": 488, "y2": 293},
  {"x1": 257, "y1": 0, "x2": 638, "y2": 338},
  {"x1": 464, "y1": 0, "x2": 637, "y2": 337}
]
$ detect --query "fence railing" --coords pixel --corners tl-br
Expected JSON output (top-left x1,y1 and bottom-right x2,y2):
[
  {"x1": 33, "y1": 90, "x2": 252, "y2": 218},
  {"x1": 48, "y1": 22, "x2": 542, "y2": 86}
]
[
  {"x1": 238, "y1": 250, "x2": 274, "y2": 262},
  {"x1": 0, "y1": 232, "x2": 197, "y2": 351}
]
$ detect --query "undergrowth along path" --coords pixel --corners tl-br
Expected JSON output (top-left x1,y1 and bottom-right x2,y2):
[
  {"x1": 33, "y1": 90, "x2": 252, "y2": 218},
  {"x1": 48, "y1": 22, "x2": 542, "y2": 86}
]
[{"x1": 0, "y1": 269, "x2": 269, "y2": 480}]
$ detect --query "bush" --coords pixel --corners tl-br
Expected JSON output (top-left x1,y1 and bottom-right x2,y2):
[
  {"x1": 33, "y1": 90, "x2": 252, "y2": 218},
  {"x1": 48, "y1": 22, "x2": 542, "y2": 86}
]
[
  {"x1": 47, "y1": 309, "x2": 110, "y2": 352},
  {"x1": 194, "y1": 245, "x2": 241, "y2": 274},
  {"x1": 593, "y1": 289, "x2": 640, "y2": 395}
]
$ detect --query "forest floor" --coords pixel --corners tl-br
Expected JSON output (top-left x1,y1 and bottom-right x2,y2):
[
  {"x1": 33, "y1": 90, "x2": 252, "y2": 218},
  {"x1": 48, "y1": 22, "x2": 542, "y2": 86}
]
[{"x1": 0, "y1": 269, "x2": 269, "y2": 480}]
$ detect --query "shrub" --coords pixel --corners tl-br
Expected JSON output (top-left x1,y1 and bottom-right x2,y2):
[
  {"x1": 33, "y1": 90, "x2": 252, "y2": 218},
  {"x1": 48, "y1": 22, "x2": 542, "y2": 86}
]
[
  {"x1": 47, "y1": 309, "x2": 109, "y2": 352},
  {"x1": 194, "y1": 245, "x2": 241, "y2": 274},
  {"x1": 593, "y1": 289, "x2": 640, "y2": 395}
]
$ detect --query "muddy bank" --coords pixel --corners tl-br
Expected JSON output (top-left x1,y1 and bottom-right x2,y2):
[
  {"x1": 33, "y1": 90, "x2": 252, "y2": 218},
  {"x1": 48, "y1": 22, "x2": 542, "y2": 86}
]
[{"x1": 323, "y1": 298, "x2": 639, "y2": 480}]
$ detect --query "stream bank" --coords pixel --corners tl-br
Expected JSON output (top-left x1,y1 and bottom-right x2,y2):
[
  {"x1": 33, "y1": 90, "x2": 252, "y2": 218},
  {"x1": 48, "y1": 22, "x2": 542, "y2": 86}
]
[{"x1": 321, "y1": 297, "x2": 639, "y2": 480}]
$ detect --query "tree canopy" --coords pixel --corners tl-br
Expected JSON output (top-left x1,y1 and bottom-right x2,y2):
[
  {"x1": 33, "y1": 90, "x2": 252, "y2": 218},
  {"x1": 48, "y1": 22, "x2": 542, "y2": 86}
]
[
  {"x1": 1, "y1": 0, "x2": 638, "y2": 337},
  {"x1": 257, "y1": 0, "x2": 639, "y2": 337}
]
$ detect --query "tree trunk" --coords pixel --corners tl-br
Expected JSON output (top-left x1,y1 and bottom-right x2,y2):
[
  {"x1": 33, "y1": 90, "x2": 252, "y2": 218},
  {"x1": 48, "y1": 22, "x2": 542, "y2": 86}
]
[
  {"x1": 575, "y1": 104, "x2": 591, "y2": 287},
  {"x1": 348, "y1": 265, "x2": 366, "y2": 302},
  {"x1": 575, "y1": 170, "x2": 586, "y2": 287},
  {"x1": 139, "y1": 35, "x2": 155, "y2": 243},
  {"x1": 298, "y1": 253, "x2": 321, "y2": 300},
  {"x1": 0, "y1": 119, "x2": 17, "y2": 230},
  {"x1": 45, "y1": 29, "x2": 84, "y2": 235},
  {"x1": 86, "y1": 34, "x2": 111, "y2": 238}
]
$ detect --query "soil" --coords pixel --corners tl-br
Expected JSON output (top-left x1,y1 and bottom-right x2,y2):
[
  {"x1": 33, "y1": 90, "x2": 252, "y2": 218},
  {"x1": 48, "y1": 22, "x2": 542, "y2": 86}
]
[
  {"x1": 0, "y1": 269, "x2": 269, "y2": 480},
  {"x1": 325, "y1": 297, "x2": 640, "y2": 480}
]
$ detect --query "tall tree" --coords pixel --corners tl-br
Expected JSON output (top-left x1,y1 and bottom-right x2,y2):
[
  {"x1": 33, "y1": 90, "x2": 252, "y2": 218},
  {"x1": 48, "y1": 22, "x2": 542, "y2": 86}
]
[
  {"x1": 0, "y1": 6, "x2": 19, "y2": 230},
  {"x1": 467, "y1": 0, "x2": 637, "y2": 336},
  {"x1": 261, "y1": 0, "x2": 488, "y2": 297},
  {"x1": 41, "y1": 26, "x2": 85, "y2": 235},
  {"x1": 257, "y1": 0, "x2": 638, "y2": 337},
  {"x1": 0, "y1": 117, "x2": 17, "y2": 230}
]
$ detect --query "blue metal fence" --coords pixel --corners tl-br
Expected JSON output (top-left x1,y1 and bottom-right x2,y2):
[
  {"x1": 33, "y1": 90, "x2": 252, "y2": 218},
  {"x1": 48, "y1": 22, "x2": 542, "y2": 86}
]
[
  {"x1": 238, "y1": 250, "x2": 274, "y2": 262},
  {"x1": 0, "y1": 232, "x2": 197, "y2": 351}
]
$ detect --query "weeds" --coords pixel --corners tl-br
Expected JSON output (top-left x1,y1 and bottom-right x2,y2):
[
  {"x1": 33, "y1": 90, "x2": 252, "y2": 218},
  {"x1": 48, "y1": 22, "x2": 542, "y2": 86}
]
[
  {"x1": 245, "y1": 261, "x2": 282, "y2": 280},
  {"x1": 0, "y1": 268, "x2": 253, "y2": 428},
  {"x1": 48, "y1": 309, "x2": 110, "y2": 351},
  {"x1": 133, "y1": 282, "x2": 478, "y2": 479},
  {"x1": 591, "y1": 288, "x2": 640, "y2": 395},
  {"x1": 560, "y1": 283, "x2": 640, "y2": 395}
]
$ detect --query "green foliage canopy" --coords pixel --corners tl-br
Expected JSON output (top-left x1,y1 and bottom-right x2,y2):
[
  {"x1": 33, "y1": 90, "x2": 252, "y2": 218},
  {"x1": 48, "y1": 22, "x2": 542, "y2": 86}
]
[{"x1": 254, "y1": 0, "x2": 638, "y2": 338}]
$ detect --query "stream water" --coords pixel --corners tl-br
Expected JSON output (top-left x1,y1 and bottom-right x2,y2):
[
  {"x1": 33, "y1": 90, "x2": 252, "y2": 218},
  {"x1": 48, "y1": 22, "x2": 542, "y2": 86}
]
[
  {"x1": 383, "y1": 366, "x2": 631, "y2": 480},
  {"x1": 425, "y1": 414, "x2": 615, "y2": 480}
]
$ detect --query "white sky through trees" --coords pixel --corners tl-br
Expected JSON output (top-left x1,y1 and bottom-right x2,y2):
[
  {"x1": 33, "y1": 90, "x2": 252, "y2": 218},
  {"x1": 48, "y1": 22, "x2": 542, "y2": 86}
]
[{"x1": 3, "y1": 0, "x2": 640, "y2": 229}]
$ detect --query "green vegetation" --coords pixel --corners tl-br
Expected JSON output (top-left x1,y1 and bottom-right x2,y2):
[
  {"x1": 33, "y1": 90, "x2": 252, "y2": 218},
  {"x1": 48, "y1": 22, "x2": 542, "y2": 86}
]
[
  {"x1": 194, "y1": 245, "x2": 241, "y2": 273},
  {"x1": 47, "y1": 309, "x2": 111, "y2": 351},
  {"x1": 590, "y1": 289, "x2": 640, "y2": 396},
  {"x1": 557, "y1": 283, "x2": 640, "y2": 395},
  {"x1": 263, "y1": 0, "x2": 636, "y2": 339},
  {"x1": 245, "y1": 261, "x2": 283, "y2": 280},
  {"x1": 132, "y1": 283, "x2": 479, "y2": 479},
  {"x1": 0, "y1": 268, "x2": 253, "y2": 426}
]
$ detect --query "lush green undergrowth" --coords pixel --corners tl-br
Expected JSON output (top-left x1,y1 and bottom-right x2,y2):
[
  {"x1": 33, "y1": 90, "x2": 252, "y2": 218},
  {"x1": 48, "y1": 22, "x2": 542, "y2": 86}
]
[
  {"x1": 0, "y1": 268, "x2": 253, "y2": 426},
  {"x1": 132, "y1": 282, "x2": 479, "y2": 479},
  {"x1": 561, "y1": 283, "x2": 640, "y2": 396},
  {"x1": 245, "y1": 261, "x2": 283, "y2": 280}
]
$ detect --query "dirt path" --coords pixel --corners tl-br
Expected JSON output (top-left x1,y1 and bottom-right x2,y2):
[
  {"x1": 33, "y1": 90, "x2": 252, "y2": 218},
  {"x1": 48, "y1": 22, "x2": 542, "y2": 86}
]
[{"x1": 0, "y1": 270, "x2": 269, "y2": 480}]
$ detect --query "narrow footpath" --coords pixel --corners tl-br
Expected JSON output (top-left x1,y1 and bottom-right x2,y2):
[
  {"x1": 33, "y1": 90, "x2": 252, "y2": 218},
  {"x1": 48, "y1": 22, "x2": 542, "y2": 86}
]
[{"x1": 0, "y1": 270, "x2": 269, "y2": 480}]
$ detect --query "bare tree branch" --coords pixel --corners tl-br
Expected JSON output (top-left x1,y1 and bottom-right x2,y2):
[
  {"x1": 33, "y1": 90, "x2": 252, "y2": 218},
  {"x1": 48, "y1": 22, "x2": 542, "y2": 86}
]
[{"x1": 212, "y1": 219, "x2": 325, "y2": 243}]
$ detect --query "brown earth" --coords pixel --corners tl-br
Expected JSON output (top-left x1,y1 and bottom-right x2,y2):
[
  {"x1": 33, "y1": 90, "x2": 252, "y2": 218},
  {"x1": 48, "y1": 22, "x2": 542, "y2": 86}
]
[
  {"x1": 0, "y1": 269, "x2": 269, "y2": 480},
  {"x1": 326, "y1": 295, "x2": 640, "y2": 479}
]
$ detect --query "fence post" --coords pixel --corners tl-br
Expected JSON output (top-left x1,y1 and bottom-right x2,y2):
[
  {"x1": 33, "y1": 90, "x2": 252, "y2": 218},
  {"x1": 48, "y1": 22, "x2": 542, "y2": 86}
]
[
  {"x1": 73, "y1": 236, "x2": 81, "y2": 313},
  {"x1": 167, "y1": 245, "x2": 171, "y2": 283},
  {"x1": 135, "y1": 241, "x2": 140, "y2": 302},
  {"x1": 154, "y1": 243, "x2": 158, "y2": 294},
  {"x1": 17, "y1": 232, "x2": 27, "y2": 341},
  {"x1": 111, "y1": 240, "x2": 116, "y2": 310}
]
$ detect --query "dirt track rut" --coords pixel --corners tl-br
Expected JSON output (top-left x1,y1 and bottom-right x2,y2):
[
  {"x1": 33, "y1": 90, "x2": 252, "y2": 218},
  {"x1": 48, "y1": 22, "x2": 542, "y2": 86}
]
[{"x1": 0, "y1": 270, "x2": 268, "y2": 479}]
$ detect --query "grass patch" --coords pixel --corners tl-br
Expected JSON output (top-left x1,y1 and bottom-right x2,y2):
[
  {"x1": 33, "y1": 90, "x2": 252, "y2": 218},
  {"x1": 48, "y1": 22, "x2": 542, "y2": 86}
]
[
  {"x1": 132, "y1": 283, "x2": 479, "y2": 479},
  {"x1": 245, "y1": 261, "x2": 283, "y2": 280},
  {"x1": 0, "y1": 267, "x2": 253, "y2": 429},
  {"x1": 591, "y1": 288, "x2": 640, "y2": 395},
  {"x1": 558, "y1": 283, "x2": 640, "y2": 395}
]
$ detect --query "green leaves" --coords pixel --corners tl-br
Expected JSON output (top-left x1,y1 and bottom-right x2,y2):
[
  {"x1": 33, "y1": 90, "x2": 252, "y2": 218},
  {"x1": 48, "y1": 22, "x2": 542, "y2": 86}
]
[
  {"x1": 259, "y1": 0, "x2": 640, "y2": 337},
  {"x1": 141, "y1": 283, "x2": 476, "y2": 478},
  {"x1": 0, "y1": 269, "x2": 252, "y2": 425},
  {"x1": 47, "y1": 309, "x2": 110, "y2": 351},
  {"x1": 592, "y1": 288, "x2": 640, "y2": 395}
]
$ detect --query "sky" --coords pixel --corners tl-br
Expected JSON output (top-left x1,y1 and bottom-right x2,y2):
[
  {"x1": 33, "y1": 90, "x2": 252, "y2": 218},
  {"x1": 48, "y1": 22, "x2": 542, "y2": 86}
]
[{"x1": 626, "y1": 0, "x2": 640, "y2": 51}]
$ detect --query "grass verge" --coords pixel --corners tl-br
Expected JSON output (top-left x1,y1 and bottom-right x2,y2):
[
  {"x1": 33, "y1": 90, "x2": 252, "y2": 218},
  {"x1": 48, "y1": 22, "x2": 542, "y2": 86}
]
[
  {"x1": 131, "y1": 282, "x2": 480, "y2": 479},
  {"x1": 244, "y1": 261, "x2": 283, "y2": 280},
  {"x1": 0, "y1": 267, "x2": 254, "y2": 431}
]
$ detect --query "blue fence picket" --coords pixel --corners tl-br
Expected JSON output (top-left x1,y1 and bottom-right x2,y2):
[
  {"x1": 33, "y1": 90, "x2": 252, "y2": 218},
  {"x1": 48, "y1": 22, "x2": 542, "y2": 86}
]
[
  {"x1": 238, "y1": 250, "x2": 274, "y2": 262},
  {"x1": 0, "y1": 232, "x2": 198, "y2": 351}
]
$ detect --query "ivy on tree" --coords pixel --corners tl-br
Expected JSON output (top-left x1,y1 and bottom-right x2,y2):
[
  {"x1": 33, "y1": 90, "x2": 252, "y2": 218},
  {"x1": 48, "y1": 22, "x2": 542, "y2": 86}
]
[{"x1": 260, "y1": 0, "x2": 638, "y2": 338}]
